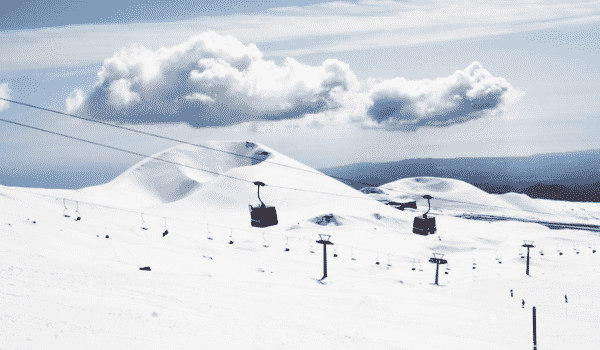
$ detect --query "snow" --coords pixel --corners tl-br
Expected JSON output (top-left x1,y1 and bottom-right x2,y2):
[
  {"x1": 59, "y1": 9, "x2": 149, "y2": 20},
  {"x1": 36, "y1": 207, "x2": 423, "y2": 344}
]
[{"x1": 2, "y1": 141, "x2": 600, "y2": 349}]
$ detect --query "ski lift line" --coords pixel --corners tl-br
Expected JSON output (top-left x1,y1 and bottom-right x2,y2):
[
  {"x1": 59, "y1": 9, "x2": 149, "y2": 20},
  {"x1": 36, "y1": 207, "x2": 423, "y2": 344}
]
[
  {"x1": 3, "y1": 208, "x2": 591, "y2": 273},
  {"x1": 0, "y1": 98, "x2": 377, "y2": 188},
  {"x1": 2, "y1": 105, "x2": 593, "y2": 221},
  {"x1": 1, "y1": 184, "x2": 383, "y2": 248},
  {"x1": 5, "y1": 186, "x2": 598, "y2": 265},
  {"x1": 0, "y1": 185, "x2": 259, "y2": 235},
  {"x1": 0, "y1": 117, "x2": 253, "y2": 184},
  {"x1": 0, "y1": 118, "x2": 384, "y2": 203},
  {"x1": 3, "y1": 186, "x2": 387, "y2": 250}
]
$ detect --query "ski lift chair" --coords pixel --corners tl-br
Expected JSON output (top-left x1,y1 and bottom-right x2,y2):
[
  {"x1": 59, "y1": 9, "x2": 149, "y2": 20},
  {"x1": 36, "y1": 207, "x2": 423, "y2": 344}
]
[
  {"x1": 63, "y1": 199, "x2": 71, "y2": 218},
  {"x1": 74, "y1": 201, "x2": 81, "y2": 221},
  {"x1": 162, "y1": 217, "x2": 169, "y2": 237},
  {"x1": 141, "y1": 213, "x2": 148, "y2": 231},
  {"x1": 249, "y1": 181, "x2": 278, "y2": 228},
  {"x1": 412, "y1": 195, "x2": 437, "y2": 235}
]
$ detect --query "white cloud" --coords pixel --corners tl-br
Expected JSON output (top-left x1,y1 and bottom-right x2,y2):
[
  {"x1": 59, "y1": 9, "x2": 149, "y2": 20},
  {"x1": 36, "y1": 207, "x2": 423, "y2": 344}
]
[
  {"x1": 0, "y1": 83, "x2": 11, "y2": 112},
  {"x1": 361, "y1": 61, "x2": 521, "y2": 131},
  {"x1": 72, "y1": 31, "x2": 359, "y2": 127},
  {"x1": 295, "y1": 61, "x2": 521, "y2": 131},
  {"x1": 66, "y1": 88, "x2": 85, "y2": 113},
  {"x1": 184, "y1": 93, "x2": 215, "y2": 103},
  {"x1": 65, "y1": 32, "x2": 519, "y2": 131},
  {"x1": 1, "y1": 1, "x2": 599, "y2": 70},
  {"x1": 108, "y1": 79, "x2": 141, "y2": 107}
]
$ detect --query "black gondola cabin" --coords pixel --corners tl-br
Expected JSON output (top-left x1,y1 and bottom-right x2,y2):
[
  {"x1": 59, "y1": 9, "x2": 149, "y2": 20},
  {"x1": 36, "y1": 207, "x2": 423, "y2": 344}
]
[
  {"x1": 413, "y1": 195, "x2": 436, "y2": 235},
  {"x1": 249, "y1": 181, "x2": 278, "y2": 228}
]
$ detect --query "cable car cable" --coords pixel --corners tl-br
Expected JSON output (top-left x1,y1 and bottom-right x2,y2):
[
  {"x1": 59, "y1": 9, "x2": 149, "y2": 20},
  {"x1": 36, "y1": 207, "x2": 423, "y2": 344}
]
[
  {"x1": 0, "y1": 117, "x2": 390, "y2": 202},
  {"x1": 0, "y1": 98, "x2": 377, "y2": 188},
  {"x1": 1, "y1": 99, "x2": 592, "y2": 221}
]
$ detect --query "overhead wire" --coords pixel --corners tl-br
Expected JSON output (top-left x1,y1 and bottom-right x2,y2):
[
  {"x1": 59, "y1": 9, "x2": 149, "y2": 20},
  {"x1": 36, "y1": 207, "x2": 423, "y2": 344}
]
[
  {"x1": 0, "y1": 117, "x2": 380, "y2": 201},
  {"x1": 3, "y1": 100, "x2": 599, "y2": 257},
  {"x1": 0, "y1": 98, "x2": 377, "y2": 188},
  {"x1": 2, "y1": 98, "x2": 586, "y2": 220},
  {"x1": 3, "y1": 115, "x2": 600, "y2": 241}
]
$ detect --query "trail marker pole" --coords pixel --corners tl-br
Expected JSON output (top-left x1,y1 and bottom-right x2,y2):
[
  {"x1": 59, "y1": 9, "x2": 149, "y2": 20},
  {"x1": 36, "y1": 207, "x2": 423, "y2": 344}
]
[
  {"x1": 533, "y1": 306, "x2": 537, "y2": 350},
  {"x1": 522, "y1": 240, "x2": 535, "y2": 276},
  {"x1": 316, "y1": 234, "x2": 333, "y2": 280},
  {"x1": 429, "y1": 253, "x2": 448, "y2": 285}
]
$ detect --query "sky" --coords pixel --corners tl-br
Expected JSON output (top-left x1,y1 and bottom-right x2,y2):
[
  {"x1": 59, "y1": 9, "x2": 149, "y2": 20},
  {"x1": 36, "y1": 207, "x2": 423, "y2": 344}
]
[{"x1": 2, "y1": 0, "x2": 600, "y2": 188}]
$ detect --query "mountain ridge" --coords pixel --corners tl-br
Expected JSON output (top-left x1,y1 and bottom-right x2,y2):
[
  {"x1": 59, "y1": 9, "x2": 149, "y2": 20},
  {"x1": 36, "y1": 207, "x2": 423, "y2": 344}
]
[{"x1": 319, "y1": 149, "x2": 600, "y2": 202}]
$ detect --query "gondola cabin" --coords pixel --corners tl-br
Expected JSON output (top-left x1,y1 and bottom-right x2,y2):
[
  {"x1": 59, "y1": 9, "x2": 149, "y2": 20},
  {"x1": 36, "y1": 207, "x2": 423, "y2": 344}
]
[
  {"x1": 249, "y1": 181, "x2": 278, "y2": 228},
  {"x1": 413, "y1": 195, "x2": 437, "y2": 235}
]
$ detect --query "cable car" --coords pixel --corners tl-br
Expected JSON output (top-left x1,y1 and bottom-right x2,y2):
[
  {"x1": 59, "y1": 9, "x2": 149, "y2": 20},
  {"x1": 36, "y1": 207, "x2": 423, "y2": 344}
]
[
  {"x1": 249, "y1": 181, "x2": 278, "y2": 228},
  {"x1": 412, "y1": 195, "x2": 436, "y2": 235}
]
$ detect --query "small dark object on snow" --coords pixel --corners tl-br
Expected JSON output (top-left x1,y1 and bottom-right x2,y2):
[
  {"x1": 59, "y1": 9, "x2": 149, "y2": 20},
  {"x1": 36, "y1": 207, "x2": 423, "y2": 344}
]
[
  {"x1": 565, "y1": 295, "x2": 568, "y2": 303},
  {"x1": 522, "y1": 299, "x2": 525, "y2": 308},
  {"x1": 388, "y1": 201, "x2": 417, "y2": 210},
  {"x1": 139, "y1": 266, "x2": 151, "y2": 271},
  {"x1": 229, "y1": 240, "x2": 234, "y2": 245},
  {"x1": 105, "y1": 235, "x2": 109, "y2": 239},
  {"x1": 511, "y1": 289, "x2": 513, "y2": 297},
  {"x1": 162, "y1": 230, "x2": 168, "y2": 237}
]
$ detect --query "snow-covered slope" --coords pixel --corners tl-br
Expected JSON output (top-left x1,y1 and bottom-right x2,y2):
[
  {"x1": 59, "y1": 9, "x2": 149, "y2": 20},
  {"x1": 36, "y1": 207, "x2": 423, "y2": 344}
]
[
  {"x1": 63, "y1": 140, "x2": 410, "y2": 231},
  {"x1": 372, "y1": 177, "x2": 563, "y2": 221},
  {"x1": 3, "y1": 142, "x2": 600, "y2": 349},
  {"x1": 75, "y1": 141, "x2": 273, "y2": 207}
]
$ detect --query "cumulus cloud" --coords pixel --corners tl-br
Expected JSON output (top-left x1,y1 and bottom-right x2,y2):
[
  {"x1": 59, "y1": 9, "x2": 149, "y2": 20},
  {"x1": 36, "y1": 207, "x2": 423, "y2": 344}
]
[
  {"x1": 184, "y1": 93, "x2": 215, "y2": 103},
  {"x1": 361, "y1": 62, "x2": 519, "y2": 131},
  {"x1": 70, "y1": 31, "x2": 358, "y2": 127},
  {"x1": 66, "y1": 88, "x2": 85, "y2": 113},
  {"x1": 67, "y1": 31, "x2": 518, "y2": 131},
  {"x1": 0, "y1": 83, "x2": 11, "y2": 112}
]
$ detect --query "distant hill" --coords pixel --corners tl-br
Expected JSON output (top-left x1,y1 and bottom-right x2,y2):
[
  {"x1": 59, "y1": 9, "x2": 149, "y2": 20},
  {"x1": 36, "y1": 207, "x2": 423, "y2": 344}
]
[{"x1": 318, "y1": 150, "x2": 600, "y2": 202}]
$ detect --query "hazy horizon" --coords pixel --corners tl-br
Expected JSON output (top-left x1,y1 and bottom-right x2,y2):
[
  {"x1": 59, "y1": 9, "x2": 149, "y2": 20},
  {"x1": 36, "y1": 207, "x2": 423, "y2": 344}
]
[{"x1": 3, "y1": 0, "x2": 600, "y2": 186}]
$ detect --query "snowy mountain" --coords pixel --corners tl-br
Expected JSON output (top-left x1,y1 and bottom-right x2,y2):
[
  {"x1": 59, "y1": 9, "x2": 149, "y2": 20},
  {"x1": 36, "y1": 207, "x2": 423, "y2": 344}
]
[
  {"x1": 2, "y1": 141, "x2": 600, "y2": 349},
  {"x1": 319, "y1": 150, "x2": 600, "y2": 202}
]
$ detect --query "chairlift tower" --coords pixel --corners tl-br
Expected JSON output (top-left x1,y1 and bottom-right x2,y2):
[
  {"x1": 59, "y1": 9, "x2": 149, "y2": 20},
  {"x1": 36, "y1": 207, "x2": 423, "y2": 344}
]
[
  {"x1": 522, "y1": 240, "x2": 535, "y2": 276},
  {"x1": 316, "y1": 234, "x2": 333, "y2": 280},
  {"x1": 429, "y1": 253, "x2": 448, "y2": 285}
]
